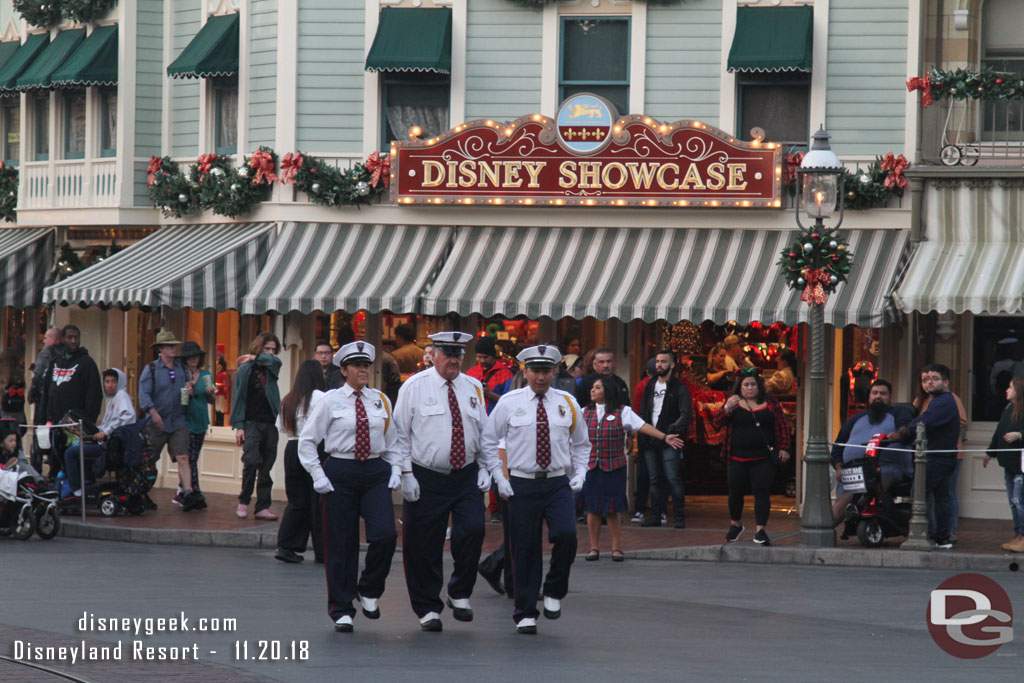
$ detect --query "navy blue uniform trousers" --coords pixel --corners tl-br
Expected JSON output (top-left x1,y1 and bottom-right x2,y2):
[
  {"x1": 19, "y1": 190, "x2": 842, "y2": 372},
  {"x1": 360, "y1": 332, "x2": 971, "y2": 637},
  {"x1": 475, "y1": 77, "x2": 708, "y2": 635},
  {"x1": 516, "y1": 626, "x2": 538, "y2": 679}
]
[
  {"x1": 508, "y1": 474, "x2": 577, "y2": 623},
  {"x1": 320, "y1": 456, "x2": 397, "y2": 620},
  {"x1": 403, "y1": 462, "x2": 485, "y2": 618}
]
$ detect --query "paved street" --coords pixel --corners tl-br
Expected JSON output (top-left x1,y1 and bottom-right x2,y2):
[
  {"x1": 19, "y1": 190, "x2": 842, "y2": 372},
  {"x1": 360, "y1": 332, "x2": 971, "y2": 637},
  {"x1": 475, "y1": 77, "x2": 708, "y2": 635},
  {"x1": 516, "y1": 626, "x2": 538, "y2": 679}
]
[{"x1": 1, "y1": 539, "x2": 1022, "y2": 682}]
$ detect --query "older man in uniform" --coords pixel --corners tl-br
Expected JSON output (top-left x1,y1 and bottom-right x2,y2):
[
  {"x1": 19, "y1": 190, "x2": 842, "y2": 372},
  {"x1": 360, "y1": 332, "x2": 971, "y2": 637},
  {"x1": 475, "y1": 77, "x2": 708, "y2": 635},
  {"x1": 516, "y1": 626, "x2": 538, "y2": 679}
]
[
  {"x1": 394, "y1": 331, "x2": 493, "y2": 632},
  {"x1": 481, "y1": 345, "x2": 590, "y2": 634}
]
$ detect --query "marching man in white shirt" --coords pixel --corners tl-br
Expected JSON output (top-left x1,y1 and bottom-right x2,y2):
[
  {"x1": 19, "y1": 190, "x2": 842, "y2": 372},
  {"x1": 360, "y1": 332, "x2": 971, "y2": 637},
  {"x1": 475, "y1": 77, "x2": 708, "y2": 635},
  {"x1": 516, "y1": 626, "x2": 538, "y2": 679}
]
[
  {"x1": 298, "y1": 342, "x2": 401, "y2": 633},
  {"x1": 481, "y1": 344, "x2": 591, "y2": 634},
  {"x1": 393, "y1": 331, "x2": 494, "y2": 632}
]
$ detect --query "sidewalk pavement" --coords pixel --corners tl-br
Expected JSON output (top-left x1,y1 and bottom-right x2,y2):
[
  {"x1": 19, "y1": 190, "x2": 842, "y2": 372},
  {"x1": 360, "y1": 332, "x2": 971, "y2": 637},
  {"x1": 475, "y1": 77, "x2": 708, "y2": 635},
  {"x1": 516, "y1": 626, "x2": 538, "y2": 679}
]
[{"x1": 54, "y1": 489, "x2": 1024, "y2": 572}]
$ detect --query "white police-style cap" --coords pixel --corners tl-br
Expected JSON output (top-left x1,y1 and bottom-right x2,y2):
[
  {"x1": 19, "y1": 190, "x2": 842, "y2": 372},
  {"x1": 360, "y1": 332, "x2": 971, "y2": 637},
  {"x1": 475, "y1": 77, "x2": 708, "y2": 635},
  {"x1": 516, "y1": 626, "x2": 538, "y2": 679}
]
[
  {"x1": 334, "y1": 340, "x2": 375, "y2": 366},
  {"x1": 516, "y1": 344, "x2": 562, "y2": 368},
  {"x1": 428, "y1": 331, "x2": 474, "y2": 355}
]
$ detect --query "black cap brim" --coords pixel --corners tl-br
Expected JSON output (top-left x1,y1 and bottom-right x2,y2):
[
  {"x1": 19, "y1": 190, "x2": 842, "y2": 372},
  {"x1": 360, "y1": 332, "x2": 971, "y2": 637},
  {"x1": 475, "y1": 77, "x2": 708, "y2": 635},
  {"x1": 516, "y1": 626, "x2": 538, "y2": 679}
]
[
  {"x1": 340, "y1": 353, "x2": 373, "y2": 366},
  {"x1": 434, "y1": 345, "x2": 466, "y2": 355}
]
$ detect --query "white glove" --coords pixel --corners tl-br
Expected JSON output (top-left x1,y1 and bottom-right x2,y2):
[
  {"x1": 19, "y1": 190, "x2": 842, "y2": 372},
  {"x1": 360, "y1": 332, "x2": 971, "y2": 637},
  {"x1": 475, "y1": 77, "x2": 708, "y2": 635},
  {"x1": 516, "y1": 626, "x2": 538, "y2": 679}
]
[
  {"x1": 569, "y1": 473, "x2": 585, "y2": 493},
  {"x1": 313, "y1": 476, "x2": 334, "y2": 494},
  {"x1": 477, "y1": 467, "x2": 492, "y2": 492},
  {"x1": 388, "y1": 466, "x2": 402, "y2": 491},
  {"x1": 402, "y1": 472, "x2": 421, "y2": 502},
  {"x1": 495, "y1": 475, "x2": 514, "y2": 499}
]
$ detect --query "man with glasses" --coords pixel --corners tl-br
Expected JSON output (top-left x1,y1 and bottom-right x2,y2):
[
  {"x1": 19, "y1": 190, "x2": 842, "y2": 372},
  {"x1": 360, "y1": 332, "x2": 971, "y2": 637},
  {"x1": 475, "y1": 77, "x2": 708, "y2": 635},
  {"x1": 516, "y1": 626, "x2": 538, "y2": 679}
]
[
  {"x1": 888, "y1": 364, "x2": 961, "y2": 548},
  {"x1": 314, "y1": 341, "x2": 342, "y2": 389}
]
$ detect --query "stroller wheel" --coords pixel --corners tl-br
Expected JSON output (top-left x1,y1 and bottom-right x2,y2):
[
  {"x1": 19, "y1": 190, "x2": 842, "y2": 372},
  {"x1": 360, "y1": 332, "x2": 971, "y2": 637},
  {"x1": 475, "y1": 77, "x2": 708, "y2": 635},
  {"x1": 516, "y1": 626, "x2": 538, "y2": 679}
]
[
  {"x1": 99, "y1": 496, "x2": 120, "y2": 518},
  {"x1": 856, "y1": 519, "x2": 885, "y2": 548},
  {"x1": 35, "y1": 505, "x2": 61, "y2": 540},
  {"x1": 13, "y1": 504, "x2": 35, "y2": 540}
]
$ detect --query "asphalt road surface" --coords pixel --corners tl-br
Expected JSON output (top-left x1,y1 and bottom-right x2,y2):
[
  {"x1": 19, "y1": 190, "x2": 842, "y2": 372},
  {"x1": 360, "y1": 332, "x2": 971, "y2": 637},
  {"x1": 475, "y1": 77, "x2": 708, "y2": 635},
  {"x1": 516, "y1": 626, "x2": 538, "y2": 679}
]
[{"x1": 1, "y1": 539, "x2": 1021, "y2": 682}]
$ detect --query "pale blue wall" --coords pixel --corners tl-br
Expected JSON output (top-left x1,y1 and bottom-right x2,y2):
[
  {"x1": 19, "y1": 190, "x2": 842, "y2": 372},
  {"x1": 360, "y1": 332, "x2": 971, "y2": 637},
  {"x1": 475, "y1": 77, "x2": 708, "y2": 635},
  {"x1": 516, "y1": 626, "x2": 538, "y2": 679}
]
[
  {"x1": 645, "y1": 0, "x2": 721, "y2": 126},
  {"x1": 170, "y1": 0, "x2": 201, "y2": 157},
  {"x1": 134, "y1": 0, "x2": 164, "y2": 206},
  {"x1": 465, "y1": 0, "x2": 542, "y2": 120},
  {"x1": 296, "y1": 0, "x2": 363, "y2": 151},
  {"x1": 825, "y1": 0, "x2": 909, "y2": 155},
  {"x1": 249, "y1": 0, "x2": 277, "y2": 150}
]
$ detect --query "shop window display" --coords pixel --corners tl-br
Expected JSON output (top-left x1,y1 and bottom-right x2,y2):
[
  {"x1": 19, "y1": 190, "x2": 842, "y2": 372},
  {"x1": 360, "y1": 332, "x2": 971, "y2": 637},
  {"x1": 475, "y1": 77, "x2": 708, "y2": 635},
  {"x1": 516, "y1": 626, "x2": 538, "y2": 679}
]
[{"x1": 973, "y1": 317, "x2": 1024, "y2": 422}]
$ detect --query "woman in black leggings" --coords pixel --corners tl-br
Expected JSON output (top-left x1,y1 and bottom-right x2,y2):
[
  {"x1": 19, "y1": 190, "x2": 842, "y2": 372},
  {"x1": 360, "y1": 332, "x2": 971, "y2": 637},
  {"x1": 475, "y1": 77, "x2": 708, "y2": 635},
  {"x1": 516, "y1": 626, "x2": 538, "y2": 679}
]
[{"x1": 713, "y1": 369, "x2": 791, "y2": 545}]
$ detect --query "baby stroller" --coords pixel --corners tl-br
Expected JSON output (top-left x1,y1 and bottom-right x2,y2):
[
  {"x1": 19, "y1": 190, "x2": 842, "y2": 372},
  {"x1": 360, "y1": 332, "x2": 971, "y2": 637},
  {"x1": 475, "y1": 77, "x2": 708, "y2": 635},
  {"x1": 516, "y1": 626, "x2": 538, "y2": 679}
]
[{"x1": 0, "y1": 456, "x2": 60, "y2": 540}]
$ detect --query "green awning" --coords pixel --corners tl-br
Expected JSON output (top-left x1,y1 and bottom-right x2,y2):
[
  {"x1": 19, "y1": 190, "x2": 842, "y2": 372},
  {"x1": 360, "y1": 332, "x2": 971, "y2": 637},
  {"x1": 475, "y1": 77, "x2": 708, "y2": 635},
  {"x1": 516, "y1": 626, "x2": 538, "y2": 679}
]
[
  {"x1": 727, "y1": 6, "x2": 813, "y2": 73},
  {"x1": 365, "y1": 7, "x2": 452, "y2": 74},
  {"x1": 0, "y1": 33, "x2": 49, "y2": 92},
  {"x1": 0, "y1": 41, "x2": 21, "y2": 72},
  {"x1": 51, "y1": 25, "x2": 118, "y2": 88},
  {"x1": 167, "y1": 13, "x2": 239, "y2": 79},
  {"x1": 16, "y1": 29, "x2": 85, "y2": 90}
]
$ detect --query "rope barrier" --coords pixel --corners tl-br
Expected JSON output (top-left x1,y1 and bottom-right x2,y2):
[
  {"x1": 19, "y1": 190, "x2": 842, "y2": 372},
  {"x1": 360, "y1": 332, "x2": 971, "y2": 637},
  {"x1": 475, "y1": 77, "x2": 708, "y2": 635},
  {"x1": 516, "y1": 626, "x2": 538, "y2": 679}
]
[{"x1": 830, "y1": 440, "x2": 1023, "y2": 454}]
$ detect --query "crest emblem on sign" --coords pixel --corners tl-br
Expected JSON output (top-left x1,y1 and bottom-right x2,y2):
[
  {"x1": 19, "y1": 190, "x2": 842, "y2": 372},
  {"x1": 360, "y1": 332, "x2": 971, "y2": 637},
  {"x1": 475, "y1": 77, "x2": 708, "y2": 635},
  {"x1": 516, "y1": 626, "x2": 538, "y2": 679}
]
[
  {"x1": 559, "y1": 404, "x2": 567, "y2": 417},
  {"x1": 557, "y1": 93, "x2": 616, "y2": 155}
]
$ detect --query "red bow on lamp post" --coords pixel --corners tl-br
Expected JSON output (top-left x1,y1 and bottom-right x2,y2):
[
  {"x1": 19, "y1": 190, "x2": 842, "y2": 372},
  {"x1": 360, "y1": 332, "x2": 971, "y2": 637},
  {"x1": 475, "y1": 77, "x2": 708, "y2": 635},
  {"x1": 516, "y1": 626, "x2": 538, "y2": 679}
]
[
  {"x1": 146, "y1": 156, "x2": 163, "y2": 186},
  {"x1": 365, "y1": 151, "x2": 390, "y2": 188},
  {"x1": 279, "y1": 152, "x2": 303, "y2": 184},
  {"x1": 783, "y1": 151, "x2": 805, "y2": 186},
  {"x1": 880, "y1": 153, "x2": 909, "y2": 190},
  {"x1": 197, "y1": 153, "x2": 218, "y2": 179},
  {"x1": 800, "y1": 268, "x2": 830, "y2": 306},
  {"x1": 906, "y1": 73, "x2": 933, "y2": 107},
  {"x1": 249, "y1": 149, "x2": 278, "y2": 185}
]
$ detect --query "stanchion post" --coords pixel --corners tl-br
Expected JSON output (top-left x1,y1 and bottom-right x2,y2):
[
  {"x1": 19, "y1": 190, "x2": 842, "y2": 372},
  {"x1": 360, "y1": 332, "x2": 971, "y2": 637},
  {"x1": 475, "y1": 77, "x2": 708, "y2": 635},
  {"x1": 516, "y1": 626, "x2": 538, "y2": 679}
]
[
  {"x1": 900, "y1": 422, "x2": 931, "y2": 551},
  {"x1": 79, "y1": 420, "x2": 86, "y2": 523}
]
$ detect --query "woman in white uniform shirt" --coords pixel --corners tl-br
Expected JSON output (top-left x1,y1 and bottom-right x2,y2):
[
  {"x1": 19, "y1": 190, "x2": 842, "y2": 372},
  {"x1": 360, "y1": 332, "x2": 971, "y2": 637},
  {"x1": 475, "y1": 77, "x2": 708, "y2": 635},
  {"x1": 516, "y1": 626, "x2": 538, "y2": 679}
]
[{"x1": 299, "y1": 342, "x2": 402, "y2": 632}]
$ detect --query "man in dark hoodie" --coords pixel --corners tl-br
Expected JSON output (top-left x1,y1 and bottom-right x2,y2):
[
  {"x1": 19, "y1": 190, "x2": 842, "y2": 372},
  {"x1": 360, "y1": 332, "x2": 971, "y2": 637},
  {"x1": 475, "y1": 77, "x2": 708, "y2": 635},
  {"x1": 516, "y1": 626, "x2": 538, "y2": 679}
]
[{"x1": 44, "y1": 325, "x2": 102, "y2": 477}]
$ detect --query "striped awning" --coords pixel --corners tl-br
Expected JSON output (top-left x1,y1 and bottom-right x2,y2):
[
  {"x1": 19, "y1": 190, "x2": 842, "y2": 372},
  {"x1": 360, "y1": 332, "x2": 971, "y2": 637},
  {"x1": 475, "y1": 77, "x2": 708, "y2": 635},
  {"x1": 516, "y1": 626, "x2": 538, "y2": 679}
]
[
  {"x1": 43, "y1": 223, "x2": 275, "y2": 311},
  {"x1": 242, "y1": 223, "x2": 454, "y2": 315},
  {"x1": 0, "y1": 228, "x2": 54, "y2": 309},
  {"x1": 894, "y1": 184, "x2": 1024, "y2": 315},
  {"x1": 422, "y1": 227, "x2": 908, "y2": 327}
]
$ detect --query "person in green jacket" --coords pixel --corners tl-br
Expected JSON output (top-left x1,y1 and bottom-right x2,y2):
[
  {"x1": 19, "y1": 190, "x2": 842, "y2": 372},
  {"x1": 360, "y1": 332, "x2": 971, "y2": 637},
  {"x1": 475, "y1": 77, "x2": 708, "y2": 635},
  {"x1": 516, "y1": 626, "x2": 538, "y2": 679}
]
[
  {"x1": 231, "y1": 332, "x2": 282, "y2": 520},
  {"x1": 984, "y1": 376, "x2": 1024, "y2": 553},
  {"x1": 179, "y1": 341, "x2": 215, "y2": 510}
]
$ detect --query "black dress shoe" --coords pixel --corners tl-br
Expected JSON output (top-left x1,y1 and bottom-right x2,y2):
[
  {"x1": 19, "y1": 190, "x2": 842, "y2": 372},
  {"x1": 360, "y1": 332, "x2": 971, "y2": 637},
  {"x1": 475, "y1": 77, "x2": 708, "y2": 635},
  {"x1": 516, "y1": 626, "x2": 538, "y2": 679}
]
[
  {"x1": 516, "y1": 620, "x2": 537, "y2": 634},
  {"x1": 143, "y1": 494, "x2": 158, "y2": 510},
  {"x1": 446, "y1": 598, "x2": 473, "y2": 622},
  {"x1": 640, "y1": 516, "x2": 662, "y2": 527},
  {"x1": 478, "y1": 567, "x2": 505, "y2": 595},
  {"x1": 420, "y1": 618, "x2": 443, "y2": 632},
  {"x1": 274, "y1": 548, "x2": 304, "y2": 564},
  {"x1": 674, "y1": 519, "x2": 686, "y2": 529}
]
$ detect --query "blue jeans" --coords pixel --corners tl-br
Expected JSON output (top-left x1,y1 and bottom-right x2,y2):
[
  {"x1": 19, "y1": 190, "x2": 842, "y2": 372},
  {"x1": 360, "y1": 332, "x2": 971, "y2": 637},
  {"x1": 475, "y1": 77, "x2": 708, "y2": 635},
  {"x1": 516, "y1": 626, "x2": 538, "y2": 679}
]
[
  {"x1": 63, "y1": 443, "x2": 105, "y2": 492},
  {"x1": 925, "y1": 457, "x2": 958, "y2": 543},
  {"x1": 642, "y1": 446, "x2": 685, "y2": 520},
  {"x1": 1005, "y1": 470, "x2": 1024, "y2": 537}
]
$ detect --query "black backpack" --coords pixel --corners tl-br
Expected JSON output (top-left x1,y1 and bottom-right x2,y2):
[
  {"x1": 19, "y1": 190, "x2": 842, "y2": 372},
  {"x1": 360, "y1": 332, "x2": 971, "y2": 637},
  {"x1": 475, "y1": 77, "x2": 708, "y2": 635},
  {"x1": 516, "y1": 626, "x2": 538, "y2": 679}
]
[{"x1": 2, "y1": 381, "x2": 25, "y2": 413}]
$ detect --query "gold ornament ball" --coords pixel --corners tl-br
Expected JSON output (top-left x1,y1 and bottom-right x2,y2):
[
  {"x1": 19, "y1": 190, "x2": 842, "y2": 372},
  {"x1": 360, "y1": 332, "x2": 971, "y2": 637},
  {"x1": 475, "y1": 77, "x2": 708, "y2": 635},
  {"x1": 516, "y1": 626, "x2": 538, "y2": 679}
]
[{"x1": 837, "y1": 245, "x2": 847, "y2": 252}]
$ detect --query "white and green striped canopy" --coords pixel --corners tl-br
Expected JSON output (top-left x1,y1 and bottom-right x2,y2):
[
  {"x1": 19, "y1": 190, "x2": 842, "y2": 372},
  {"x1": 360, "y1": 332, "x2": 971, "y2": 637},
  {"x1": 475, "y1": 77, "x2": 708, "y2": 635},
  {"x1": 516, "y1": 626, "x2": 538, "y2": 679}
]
[
  {"x1": 43, "y1": 223, "x2": 274, "y2": 311},
  {"x1": 422, "y1": 226, "x2": 907, "y2": 327},
  {"x1": 0, "y1": 227, "x2": 54, "y2": 309},
  {"x1": 241, "y1": 222, "x2": 454, "y2": 315},
  {"x1": 894, "y1": 184, "x2": 1024, "y2": 315}
]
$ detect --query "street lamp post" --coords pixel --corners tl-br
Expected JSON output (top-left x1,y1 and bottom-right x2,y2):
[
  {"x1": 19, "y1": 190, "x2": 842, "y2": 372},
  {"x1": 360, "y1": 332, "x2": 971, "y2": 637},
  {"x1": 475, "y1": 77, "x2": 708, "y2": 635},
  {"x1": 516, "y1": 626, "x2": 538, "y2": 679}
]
[{"x1": 794, "y1": 126, "x2": 846, "y2": 548}]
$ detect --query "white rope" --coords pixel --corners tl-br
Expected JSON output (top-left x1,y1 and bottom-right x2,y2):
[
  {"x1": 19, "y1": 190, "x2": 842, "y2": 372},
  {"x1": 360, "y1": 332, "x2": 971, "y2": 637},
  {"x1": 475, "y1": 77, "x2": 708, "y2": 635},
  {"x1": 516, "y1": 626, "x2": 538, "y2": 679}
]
[
  {"x1": 17, "y1": 422, "x2": 82, "y2": 430},
  {"x1": 830, "y1": 441, "x2": 1023, "y2": 454}
]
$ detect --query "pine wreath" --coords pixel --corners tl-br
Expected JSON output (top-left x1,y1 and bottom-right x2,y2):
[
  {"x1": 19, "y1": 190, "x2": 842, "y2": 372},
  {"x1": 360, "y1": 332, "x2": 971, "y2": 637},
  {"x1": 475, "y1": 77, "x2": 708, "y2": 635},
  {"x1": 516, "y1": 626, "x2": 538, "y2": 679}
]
[
  {"x1": 281, "y1": 151, "x2": 387, "y2": 208},
  {"x1": 0, "y1": 164, "x2": 17, "y2": 223},
  {"x1": 63, "y1": 0, "x2": 116, "y2": 23},
  {"x1": 13, "y1": 0, "x2": 64, "y2": 28},
  {"x1": 147, "y1": 156, "x2": 200, "y2": 219},
  {"x1": 198, "y1": 147, "x2": 278, "y2": 218},
  {"x1": 778, "y1": 227, "x2": 853, "y2": 304}
]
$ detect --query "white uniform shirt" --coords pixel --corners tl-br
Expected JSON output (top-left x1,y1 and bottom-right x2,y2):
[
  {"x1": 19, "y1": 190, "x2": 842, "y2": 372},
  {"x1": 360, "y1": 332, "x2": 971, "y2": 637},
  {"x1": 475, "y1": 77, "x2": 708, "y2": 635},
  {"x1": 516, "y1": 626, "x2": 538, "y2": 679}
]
[
  {"x1": 276, "y1": 389, "x2": 325, "y2": 440},
  {"x1": 481, "y1": 387, "x2": 591, "y2": 475},
  {"x1": 392, "y1": 367, "x2": 487, "y2": 472},
  {"x1": 298, "y1": 384, "x2": 397, "y2": 482}
]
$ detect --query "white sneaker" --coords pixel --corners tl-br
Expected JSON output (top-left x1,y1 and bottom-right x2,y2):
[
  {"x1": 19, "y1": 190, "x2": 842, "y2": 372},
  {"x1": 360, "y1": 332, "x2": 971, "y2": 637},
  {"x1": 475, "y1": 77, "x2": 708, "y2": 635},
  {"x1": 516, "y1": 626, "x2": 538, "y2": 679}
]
[
  {"x1": 542, "y1": 596, "x2": 561, "y2": 619},
  {"x1": 516, "y1": 617, "x2": 538, "y2": 634},
  {"x1": 445, "y1": 526, "x2": 452, "y2": 540},
  {"x1": 631, "y1": 512, "x2": 644, "y2": 524},
  {"x1": 334, "y1": 615, "x2": 353, "y2": 632},
  {"x1": 660, "y1": 513, "x2": 667, "y2": 525}
]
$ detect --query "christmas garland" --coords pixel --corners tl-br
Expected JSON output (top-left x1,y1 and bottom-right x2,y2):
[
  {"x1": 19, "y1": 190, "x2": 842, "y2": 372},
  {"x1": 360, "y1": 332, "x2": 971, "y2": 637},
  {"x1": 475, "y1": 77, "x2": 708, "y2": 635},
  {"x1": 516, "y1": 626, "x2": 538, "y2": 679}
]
[
  {"x1": 13, "y1": 0, "x2": 63, "y2": 28},
  {"x1": 279, "y1": 150, "x2": 390, "y2": 207},
  {"x1": 907, "y1": 67, "x2": 1024, "y2": 107},
  {"x1": 507, "y1": 0, "x2": 677, "y2": 5},
  {"x1": 778, "y1": 227, "x2": 853, "y2": 305},
  {"x1": 0, "y1": 163, "x2": 17, "y2": 223},
  {"x1": 63, "y1": 0, "x2": 116, "y2": 24},
  {"x1": 783, "y1": 152, "x2": 909, "y2": 211}
]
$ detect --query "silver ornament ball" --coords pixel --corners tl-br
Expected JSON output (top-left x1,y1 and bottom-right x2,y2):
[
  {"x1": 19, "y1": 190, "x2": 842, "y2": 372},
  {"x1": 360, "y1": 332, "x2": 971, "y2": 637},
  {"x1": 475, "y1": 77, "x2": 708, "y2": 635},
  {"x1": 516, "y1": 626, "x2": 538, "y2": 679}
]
[
  {"x1": 178, "y1": 193, "x2": 188, "y2": 203},
  {"x1": 230, "y1": 183, "x2": 239, "y2": 191},
  {"x1": 211, "y1": 167, "x2": 225, "y2": 177},
  {"x1": 311, "y1": 182, "x2": 321, "y2": 193},
  {"x1": 356, "y1": 181, "x2": 370, "y2": 197},
  {"x1": 830, "y1": 275, "x2": 838, "y2": 285},
  {"x1": 829, "y1": 240, "x2": 838, "y2": 249},
  {"x1": 803, "y1": 242, "x2": 814, "y2": 252},
  {"x1": 796, "y1": 277, "x2": 805, "y2": 286},
  {"x1": 859, "y1": 174, "x2": 871, "y2": 185},
  {"x1": 237, "y1": 167, "x2": 249, "y2": 178}
]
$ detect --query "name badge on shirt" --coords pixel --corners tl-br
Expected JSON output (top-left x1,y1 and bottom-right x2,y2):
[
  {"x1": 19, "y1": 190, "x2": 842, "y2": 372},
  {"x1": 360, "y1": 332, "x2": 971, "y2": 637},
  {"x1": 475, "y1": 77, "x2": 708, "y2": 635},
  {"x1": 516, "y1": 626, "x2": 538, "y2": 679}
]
[
  {"x1": 514, "y1": 408, "x2": 526, "y2": 416},
  {"x1": 559, "y1": 404, "x2": 567, "y2": 418},
  {"x1": 425, "y1": 396, "x2": 437, "y2": 406},
  {"x1": 605, "y1": 414, "x2": 615, "y2": 422}
]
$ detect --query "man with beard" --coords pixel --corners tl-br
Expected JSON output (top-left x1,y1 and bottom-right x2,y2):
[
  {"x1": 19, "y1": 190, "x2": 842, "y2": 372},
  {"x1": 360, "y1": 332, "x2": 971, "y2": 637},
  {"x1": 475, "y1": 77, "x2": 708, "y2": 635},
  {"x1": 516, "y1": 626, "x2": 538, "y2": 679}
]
[
  {"x1": 639, "y1": 350, "x2": 692, "y2": 528},
  {"x1": 44, "y1": 325, "x2": 102, "y2": 479},
  {"x1": 831, "y1": 379, "x2": 911, "y2": 524},
  {"x1": 466, "y1": 337, "x2": 513, "y2": 413}
]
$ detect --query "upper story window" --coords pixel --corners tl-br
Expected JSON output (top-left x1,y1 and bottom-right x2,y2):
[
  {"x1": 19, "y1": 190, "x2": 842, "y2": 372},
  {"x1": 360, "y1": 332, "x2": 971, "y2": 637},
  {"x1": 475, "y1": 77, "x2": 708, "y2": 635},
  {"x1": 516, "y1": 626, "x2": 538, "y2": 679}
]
[
  {"x1": 737, "y1": 72, "x2": 810, "y2": 147},
  {"x1": 981, "y1": 0, "x2": 1024, "y2": 140},
  {"x1": 558, "y1": 17, "x2": 629, "y2": 116},
  {"x1": 382, "y1": 73, "x2": 450, "y2": 149},
  {"x1": 99, "y1": 88, "x2": 116, "y2": 157},
  {"x1": 2, "y1": 98, "x2": 19, "y2": 166},
  {"x1": 213, "y1": 75, "x2": 238, "y2": 154},
  {"x1": 63, "y1": 90, "x2": 86, "y2": 159},
  {"x1": 34, "y1": 94, "x2": 49, "y2": 161}
]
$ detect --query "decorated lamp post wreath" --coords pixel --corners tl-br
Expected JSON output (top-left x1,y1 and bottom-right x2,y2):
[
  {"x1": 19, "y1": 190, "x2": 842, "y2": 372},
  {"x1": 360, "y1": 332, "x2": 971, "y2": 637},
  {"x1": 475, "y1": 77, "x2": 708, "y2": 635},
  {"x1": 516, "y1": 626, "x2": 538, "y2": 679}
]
[{"x1": 779, "y1": 226, "x2": 853, "y2": 306}]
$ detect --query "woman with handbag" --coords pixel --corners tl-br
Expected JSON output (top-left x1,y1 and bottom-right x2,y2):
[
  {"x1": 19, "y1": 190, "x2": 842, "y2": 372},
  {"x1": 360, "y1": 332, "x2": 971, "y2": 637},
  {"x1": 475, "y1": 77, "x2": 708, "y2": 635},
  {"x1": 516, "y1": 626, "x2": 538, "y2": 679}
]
[{"x1": 713, "y1": 369, "x2": 791, "y2": 546}]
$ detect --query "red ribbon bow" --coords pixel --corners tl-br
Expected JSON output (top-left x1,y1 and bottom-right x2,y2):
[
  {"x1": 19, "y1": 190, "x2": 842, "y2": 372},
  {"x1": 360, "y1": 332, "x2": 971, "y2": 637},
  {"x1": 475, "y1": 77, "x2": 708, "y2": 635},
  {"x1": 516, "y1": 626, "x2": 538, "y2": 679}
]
[
  {"x1": 197, "y1": 153, "x2": 218, "y2": 179},
  {"x1": 800, "y1": 268, "x2": 830, "y2": 306},
  {"x1": 365, "y1": 151, "x2": 390, "y2": 189},
  {"x1": 146, "y1": 156, "x2": 163, "y2": 186},
  {"x1": 279, "y1": 152, "x2": 303, "y2": 184},
  {"x1": 783, "y1": 151, "x2": 805, "y2": 186},
  {"x1": 906, "y1": 74, "x2": 933, "y2": 107},
  {"x1": 249, "y1": 149, "x2": 278, "y2": 185},
  {"x1": 880, "y1": 153, "x2": 909, "y2": 190}
]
